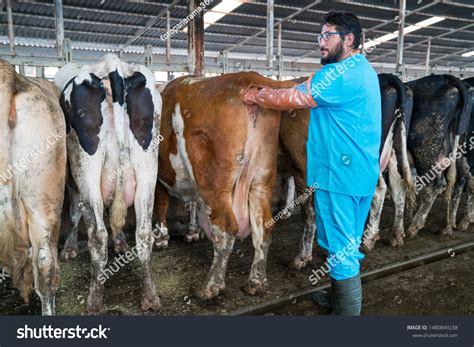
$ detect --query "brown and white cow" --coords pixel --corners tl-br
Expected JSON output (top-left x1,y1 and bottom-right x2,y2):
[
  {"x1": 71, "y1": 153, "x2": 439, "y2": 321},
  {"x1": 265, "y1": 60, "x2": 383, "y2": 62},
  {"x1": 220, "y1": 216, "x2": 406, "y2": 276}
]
[
  {"x1": 0, "y1": 59, "x2": 67, "y2": 315},
  {"x1": 154, "y1": 72, "x2": 296, "y2": 299},
  {"x1": 55, "y1": 54, "x2": 162, "y2": 313}
]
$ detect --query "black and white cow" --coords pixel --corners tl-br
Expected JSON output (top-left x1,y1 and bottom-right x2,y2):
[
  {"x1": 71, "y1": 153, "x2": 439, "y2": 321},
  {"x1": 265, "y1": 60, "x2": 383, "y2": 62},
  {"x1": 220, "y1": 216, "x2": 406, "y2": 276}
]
[
  {"x1": 55, "y1": 54, "x2": 162, "y2": 313},
  {"x1": 449, "y1": 77, "x2": 474, "y2": 232},
  {"x1": 406, "y1": 74, "x2": 472, "y2": 238},
  {"x1": 363, "y1": 73, "x2": 415, "y2": 249}
]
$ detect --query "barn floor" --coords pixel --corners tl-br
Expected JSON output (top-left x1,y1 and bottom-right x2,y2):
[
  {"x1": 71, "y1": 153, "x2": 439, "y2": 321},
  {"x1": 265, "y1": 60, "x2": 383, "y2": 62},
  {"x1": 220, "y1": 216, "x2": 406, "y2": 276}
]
[{"x1": 1, "y1": 195, "x2": 473, "y2": 315}]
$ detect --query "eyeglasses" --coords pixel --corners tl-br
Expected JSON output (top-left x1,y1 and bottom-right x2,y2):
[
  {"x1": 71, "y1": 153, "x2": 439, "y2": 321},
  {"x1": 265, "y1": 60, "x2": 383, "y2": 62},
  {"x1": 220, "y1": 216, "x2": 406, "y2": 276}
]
[{"x1": 317, "y1": 31, "x2": 347, "y2": 44}]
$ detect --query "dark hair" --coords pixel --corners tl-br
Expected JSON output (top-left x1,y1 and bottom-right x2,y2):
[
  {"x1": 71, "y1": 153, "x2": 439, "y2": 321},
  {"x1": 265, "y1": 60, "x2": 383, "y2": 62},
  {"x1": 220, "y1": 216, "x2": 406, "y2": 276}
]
[{"x1": 322, "y1": 11, "x2": 362, "y2": 49}]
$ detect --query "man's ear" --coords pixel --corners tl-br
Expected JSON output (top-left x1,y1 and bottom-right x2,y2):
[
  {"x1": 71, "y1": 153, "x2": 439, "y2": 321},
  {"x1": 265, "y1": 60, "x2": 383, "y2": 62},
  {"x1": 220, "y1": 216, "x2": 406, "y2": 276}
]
[{"x1": 344, "y1": 33, "x2": 355, "y2": 48}]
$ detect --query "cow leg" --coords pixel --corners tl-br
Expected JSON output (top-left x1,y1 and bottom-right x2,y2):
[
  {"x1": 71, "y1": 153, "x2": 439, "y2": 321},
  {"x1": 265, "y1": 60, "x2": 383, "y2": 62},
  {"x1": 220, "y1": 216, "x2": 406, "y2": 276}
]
[
  {"x1": 134, "y1": 181, "x2": 160, "y2": 311},
  {"x1": 153, "y1": 181, "x2": 170, "y2": 249},
  {"x1": 446, "y1": 158, "x2": 469, "y2": 233},
  {"x1": 246, "y1": 187, "x2": 274, "y2": 295},
  {"x1": 281, "y1": 176, "x2": 295, "y2": 220},
  {"x1": 458, "y1": 175, "x2": 474, "y2": 231},
  {"x1": 112, "y1": 229, "x2": 130, "y2": 254},
  {"x1": 184, "y1": 201, "x2": 201, "y2": 242},
  {"x1": 26, "y1": 207, "x2": 60, "y2": 316},
  {"x1": 407, "y1": 183, "x2": 443, "y2": 238},
  {"x1": 195, "y1": 222, "x2": 235, "y2": 300},
  {"x1": 362, "y1": 172, "x2": 387, "y2": 251},
  {"x1": 292, "y1": 196, "x2": 316, "y2": 269},
  {"x1": 84, "y1": 201, "x2": 108, "y2": 314},
  {"x1": 60, "y1": 187, "x2": 81, "y2": 261},
  {"x1": 388, "y1": 150, "x2": 407, "y2": 247}
]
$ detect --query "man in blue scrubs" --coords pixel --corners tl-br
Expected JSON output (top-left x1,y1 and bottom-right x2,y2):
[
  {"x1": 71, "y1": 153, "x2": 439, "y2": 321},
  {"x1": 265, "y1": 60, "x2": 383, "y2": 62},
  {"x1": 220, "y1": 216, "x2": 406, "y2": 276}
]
[{"x1": 243, "y1": 11, "x2": 381, "y2": 315}]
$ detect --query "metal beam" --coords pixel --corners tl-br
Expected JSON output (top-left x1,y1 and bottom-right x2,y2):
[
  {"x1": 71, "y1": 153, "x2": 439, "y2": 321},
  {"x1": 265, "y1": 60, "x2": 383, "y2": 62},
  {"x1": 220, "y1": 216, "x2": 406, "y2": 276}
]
[
  {"x1": 423, "y1": 46, "x2": 474, "y2": 64},
  {"x1": 425, "y1": 40, "x2": 431, "y2": 75},
  {"x1": 6, "y1": 0, "x2": 15, "y2": 55},
  {"x1": 395, "y1": 0, "x2": 406, "y2": 75},
  {"x1": 187, "y1": 0, "x2": 204, "y2": 76},
  {"x1": 119, "y1": 0, "x2": 179, "y2": 51},
  {"x1": 370, "y1": 23, "x2": 474, "y2": 62},
  {"x1": 54, "y1": 0, "x2": 64, "y2": 58},
  {"x1": 8, "y1": 10, "x2": 474, "y2": 51},
  {"x1": 267, "y1": 0, "x2": 274, "y2": 68},
  {"x1": 364, "y1": 0, "x2": 442, "y2": 34},
  {"x1": 222, "y1": 0, "x2": 322, "y2": 54},
  {"x1": 166, "y1": 10, "x2": 171, "y2": 64},
  {"x1": 277, "y1": 24, "x2": 283, "y2": 80}
]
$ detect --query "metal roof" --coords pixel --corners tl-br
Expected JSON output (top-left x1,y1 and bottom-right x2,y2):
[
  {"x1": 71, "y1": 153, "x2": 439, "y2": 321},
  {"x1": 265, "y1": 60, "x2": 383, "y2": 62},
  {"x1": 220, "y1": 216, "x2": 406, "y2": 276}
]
[{"x1": 1, "y1": 0, "x2": 473, "y2": 74}]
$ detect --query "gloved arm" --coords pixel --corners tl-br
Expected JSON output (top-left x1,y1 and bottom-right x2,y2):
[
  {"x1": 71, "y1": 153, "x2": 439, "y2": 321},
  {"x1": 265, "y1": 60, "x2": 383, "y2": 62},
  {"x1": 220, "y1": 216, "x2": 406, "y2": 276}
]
[{"x1": 242, "y1": 75, "x2": 317, "y2": 110}]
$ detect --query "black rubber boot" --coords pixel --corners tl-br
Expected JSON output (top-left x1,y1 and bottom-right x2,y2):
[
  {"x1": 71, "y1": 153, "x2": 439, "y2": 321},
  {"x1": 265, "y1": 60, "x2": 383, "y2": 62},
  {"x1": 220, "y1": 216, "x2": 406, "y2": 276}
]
[
  {"x1": 331, "y1": 274, "x2": 362, "y2": 316},
  {"x1": 311, "y1": 287, "x2": 333, "y2": 309}
]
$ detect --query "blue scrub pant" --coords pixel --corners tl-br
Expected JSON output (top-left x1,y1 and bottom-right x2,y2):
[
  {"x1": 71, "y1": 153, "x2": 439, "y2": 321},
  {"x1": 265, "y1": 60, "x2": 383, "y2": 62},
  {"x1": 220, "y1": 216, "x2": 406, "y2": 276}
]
[{"x1": 314, "y1": 189, "x2": 373, "y2": 280}]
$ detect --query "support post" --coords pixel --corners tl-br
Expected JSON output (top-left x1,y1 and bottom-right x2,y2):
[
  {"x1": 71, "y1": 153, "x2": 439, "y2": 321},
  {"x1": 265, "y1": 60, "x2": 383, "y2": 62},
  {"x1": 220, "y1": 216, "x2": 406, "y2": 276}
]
[
  {"x1": 425, "y1": 39, "x2": 431, "y2": 76},
  {"x1": 266, "y1": 0, "x2": 274, "y2": 68},
  {"x1": 54, "y1": 0, "x2": 65, "y2": 58},
  {"x1": 395, "y1": 0, "x2": 406, "y2": 75},
  {"x1": 187, "y1": 0, "x2": 204, "y2": 76},
  {"x1": 361, "y1": 29, "x2": 366, "y2": 55},
  {"x1": 145, "y1": 45, "x2": 153, "y2": 67},
  {"x1": 166, "y1": 10, "x2": 171, "y2": 65},
  {"x1": 6, "y1": 0, "x2": 16, "y2": 55},
  {"x1": 277, "y1": 24, "x2": 283, "y2": 80}
]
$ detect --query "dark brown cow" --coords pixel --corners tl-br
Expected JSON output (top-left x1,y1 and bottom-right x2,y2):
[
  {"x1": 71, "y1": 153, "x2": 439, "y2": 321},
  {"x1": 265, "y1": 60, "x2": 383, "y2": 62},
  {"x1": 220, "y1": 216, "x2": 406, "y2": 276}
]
[{"x1": 154, "y1": 72, "x2": 295, "y2": 299}]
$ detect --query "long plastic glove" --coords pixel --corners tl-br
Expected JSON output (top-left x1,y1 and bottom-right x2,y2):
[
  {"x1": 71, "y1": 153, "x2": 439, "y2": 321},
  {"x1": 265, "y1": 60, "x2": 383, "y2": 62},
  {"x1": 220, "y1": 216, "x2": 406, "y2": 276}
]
[{"x1": 242, "y1": 77, "x2": 317, "y2": 110}]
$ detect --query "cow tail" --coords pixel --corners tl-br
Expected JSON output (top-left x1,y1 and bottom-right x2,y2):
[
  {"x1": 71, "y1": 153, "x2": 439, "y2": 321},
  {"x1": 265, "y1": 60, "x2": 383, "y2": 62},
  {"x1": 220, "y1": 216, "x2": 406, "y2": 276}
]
[
  {"x1": 108, "y1": 64, "x2": 128, "y2": 236},
  {"x1": 400, "y1": 119, "x2": 417, "y2": 215},
  {"x1": 384, "y1": 74, "x2": 417, "y2": 214},
  {"x1": 446, "y1": 77, "x2": 472, "y2": 207},
  {"x1": 452, "y1": 76, "x2": 472, "y2": 135},
  {"x1": 0, "y1": 60, "x2": 16, "y2": 177}
]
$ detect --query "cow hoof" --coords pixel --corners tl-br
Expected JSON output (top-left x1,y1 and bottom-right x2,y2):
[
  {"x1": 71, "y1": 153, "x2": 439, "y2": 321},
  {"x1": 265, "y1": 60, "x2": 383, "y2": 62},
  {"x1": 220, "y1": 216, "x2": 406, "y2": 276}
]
[
  {"x1": 184, "y1": 231, "x2": 200, "y2": 243},
  {"x1": 281, "y1": 210, "x2": 292, "y2": 220},
  {"x1": 60, "y1": 246, "x2": 78, "y2": 261},
  {"x1": 457, "y1": 218, "x2": 470, "y2": 232},
  {"x1": 154, "y1": 233, "x2": 170, "y2": 250},
  {"x1": 441, "y1": 226, "x2": 454, "y2": 236},
  {"x1": 245, "y1": 279, "x2": 268, "y2": 296},
  {"x1": 292, "y1": 255, "x2": 312, "y2": 270},
  {"x1": 87, "y1": 300, "x2": 103, "y2": 315},
  {"x1": 141, "y1": 295, "x2": 161, "y2": 312},
  {"x1": 406, "y1": 224, "x2": 422, "y2": 238},
  {"x1": 195, "y1": 283, "x2": 225, "y2": 301},
  {"x1": 390, "y1": 235, "x2": 405, "y2": 247},
  {"x1": 114, "y1": 238, "x2": 130, "y2": 254},
  {"x1": 362, "y1": 233, "x2": 380, "y2": 251}
]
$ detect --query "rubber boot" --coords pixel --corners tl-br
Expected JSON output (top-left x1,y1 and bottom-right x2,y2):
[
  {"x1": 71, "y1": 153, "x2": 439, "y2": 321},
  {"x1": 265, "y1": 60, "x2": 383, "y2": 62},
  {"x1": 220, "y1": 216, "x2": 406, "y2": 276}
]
[
  {"x1": 311, "y1": 287, "x2": 333, "y2": 310},
  {"x1": 331, "y1": 273, "x2": 362, "y2": 316}
]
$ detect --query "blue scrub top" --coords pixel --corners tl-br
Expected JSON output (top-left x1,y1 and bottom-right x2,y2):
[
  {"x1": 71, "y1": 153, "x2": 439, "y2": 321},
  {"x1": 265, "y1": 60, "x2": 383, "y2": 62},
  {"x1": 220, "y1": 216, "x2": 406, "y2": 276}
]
[{"x1": 296, "y1": 54, "x2": 381, "y2": 197}]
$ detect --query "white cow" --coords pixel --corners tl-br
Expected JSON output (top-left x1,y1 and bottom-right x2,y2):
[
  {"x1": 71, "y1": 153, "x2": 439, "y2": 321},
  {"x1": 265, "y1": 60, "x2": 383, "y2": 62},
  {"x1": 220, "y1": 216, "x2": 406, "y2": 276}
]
[
  {"x1": 0, "y1": 59, "x2": 67, "y2": 315},
  {"x1": 55, "y1": 54, "x2": 162, "y2": 313}
]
